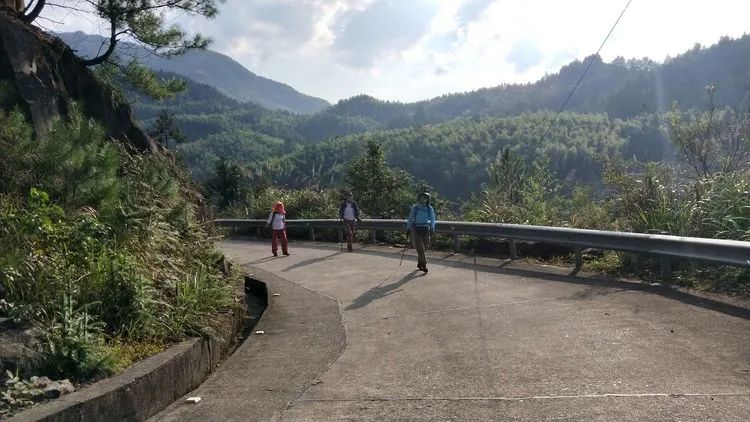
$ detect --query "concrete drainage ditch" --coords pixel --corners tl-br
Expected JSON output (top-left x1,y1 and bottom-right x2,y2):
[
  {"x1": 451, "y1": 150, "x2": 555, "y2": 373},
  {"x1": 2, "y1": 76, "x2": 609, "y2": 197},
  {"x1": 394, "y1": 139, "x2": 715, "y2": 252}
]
[{"x1": 8, "y1": 274, "x2": 268, "y2": 422}]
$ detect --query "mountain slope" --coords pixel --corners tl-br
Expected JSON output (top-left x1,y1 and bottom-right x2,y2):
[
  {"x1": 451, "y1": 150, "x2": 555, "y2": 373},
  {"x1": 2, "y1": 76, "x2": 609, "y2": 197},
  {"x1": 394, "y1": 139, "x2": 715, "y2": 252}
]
[
  {"x1": 57, "y1": 31, "x2": 330, "y2": 114},
  {"x1": 124, "y1": 33, "x2": 749, "y2": 147},
  {"x1": 113, "y1": 33, "x2": 746, "y2": 201},
  {"x1": 326, "y1": 34, "x2": 750, "y2": 128}
]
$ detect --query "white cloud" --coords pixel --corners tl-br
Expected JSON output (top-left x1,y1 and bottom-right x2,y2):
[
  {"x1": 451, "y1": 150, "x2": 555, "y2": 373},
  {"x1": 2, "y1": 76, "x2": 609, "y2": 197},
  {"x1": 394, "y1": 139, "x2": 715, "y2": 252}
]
[{"x1": 38, "y1": 0, "x2": 750, "y2": 103}]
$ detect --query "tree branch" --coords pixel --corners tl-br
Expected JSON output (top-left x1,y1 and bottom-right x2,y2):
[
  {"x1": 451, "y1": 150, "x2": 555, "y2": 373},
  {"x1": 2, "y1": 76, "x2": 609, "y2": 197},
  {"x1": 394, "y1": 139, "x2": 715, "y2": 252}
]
[
  {"x1": 21, "y1": 0, "x2": 46, "y2": 24},
  {"x1": 81, "y1": 13, "x2": 118, "y2": 66}
]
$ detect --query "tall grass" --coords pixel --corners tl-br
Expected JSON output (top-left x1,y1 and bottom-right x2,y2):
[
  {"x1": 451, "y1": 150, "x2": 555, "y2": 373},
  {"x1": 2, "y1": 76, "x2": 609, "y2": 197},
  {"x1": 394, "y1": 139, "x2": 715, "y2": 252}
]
[{"x1": 0, "y1": 109, "x2": 238, "y2": 380}]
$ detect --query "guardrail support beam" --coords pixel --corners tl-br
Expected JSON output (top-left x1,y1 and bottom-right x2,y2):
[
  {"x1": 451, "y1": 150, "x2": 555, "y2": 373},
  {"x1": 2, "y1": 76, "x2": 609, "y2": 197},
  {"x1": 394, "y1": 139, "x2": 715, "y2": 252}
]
[
  {"x1": 338, "y1": 228, "x2": 344, "y2": 245},
  {"x1": 452, "y1": 234, "x2": 459, "y2": 251},
  {"x1": 509, "y1": 239, "x2": 518, "y2": 260},
  {"x1": 310, "y1": 229, "x2": 315, "y2": 242},
  {"x1": 371, "y1": 229, "x2": 377, "y2": 243},
  {"x1": 575, "y1": 247, "x2": 583, "y2": 271}
]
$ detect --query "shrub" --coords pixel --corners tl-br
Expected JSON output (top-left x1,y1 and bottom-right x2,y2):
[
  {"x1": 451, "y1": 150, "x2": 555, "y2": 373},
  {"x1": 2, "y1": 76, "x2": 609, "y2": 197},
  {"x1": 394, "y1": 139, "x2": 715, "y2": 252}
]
[{"x1": 0, "y1": 111, "x2": 237, "y2": 381}]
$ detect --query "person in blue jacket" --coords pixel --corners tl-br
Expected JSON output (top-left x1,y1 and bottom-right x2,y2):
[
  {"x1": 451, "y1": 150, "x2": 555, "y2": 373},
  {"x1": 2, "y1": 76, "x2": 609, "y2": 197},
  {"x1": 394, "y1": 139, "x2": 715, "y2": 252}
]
[{"x1": 407, "y1": 192, "x2": 436, "y2": 273}]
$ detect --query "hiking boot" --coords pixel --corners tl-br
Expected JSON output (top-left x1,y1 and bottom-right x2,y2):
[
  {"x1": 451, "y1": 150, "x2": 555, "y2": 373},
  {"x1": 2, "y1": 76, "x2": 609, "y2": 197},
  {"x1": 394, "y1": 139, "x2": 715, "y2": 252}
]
[
  {"x1": 283, "y1": 252, "x2": 290, "y2": 256},
  {"x1": 421, "y1": 267, "x2": 428, "y2": 273},
  {"x1": 273, "y1": 252, "x2": 278, "y2": 257}
]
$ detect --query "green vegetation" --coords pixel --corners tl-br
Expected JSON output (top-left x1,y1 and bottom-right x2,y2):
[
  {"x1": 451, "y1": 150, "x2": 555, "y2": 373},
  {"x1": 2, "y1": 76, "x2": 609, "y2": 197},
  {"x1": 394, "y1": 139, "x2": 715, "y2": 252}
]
[
  {"x1": 0, "y1": 110, "x2": 238, "y2": 389},
  {"x1": 2, "y1": 24, "x2": 747, "y2": 418},
  {"x1": 117, "y1": 36, "x2": 748, "y2": 191},
  {"x1": 198, "y1": 87, "x2": 748, "y2": 296},
  {"x1": 41, "y1": 2, "x2": 221, "y2": 99},
  {"x1": 267, "y1": 111, "x2": 631, "y2": 199}
]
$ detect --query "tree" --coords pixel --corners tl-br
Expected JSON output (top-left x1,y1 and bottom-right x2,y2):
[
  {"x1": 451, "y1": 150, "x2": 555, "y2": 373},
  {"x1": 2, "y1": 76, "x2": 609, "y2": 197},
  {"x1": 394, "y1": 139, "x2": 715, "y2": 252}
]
[
  {"x1": 669, "y1": 85, "x2": 750, "y2": 178},
  {"x1": 208, "y1": 158, "x2": 246, "y2": 210},
  {"x1": 23, "y1": 1, "x2": 218, "y2": 63},
  {"x1": 488, "y1": 148, "x2": 527, "y2": 204},
  {"x1": 21, "y1": 1, "x2": 221, "y2": 98},
  {"x1": 148, "y1": 109, "x2": 185, "y2": 149},
  {"x1": 412, "y1": 105, "x2": 427, "y2": 127},
  {"x1": 345, "y1": 140, "x2": 412, "y2": 218}
]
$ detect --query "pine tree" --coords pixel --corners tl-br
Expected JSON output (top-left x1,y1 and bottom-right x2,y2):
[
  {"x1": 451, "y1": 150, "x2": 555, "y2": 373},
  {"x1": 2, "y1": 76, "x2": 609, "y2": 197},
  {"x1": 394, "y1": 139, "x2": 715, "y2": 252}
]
[
  {"x1": 345, "y1": 140, "x2": 412, "y2": 218},
  {"x1": 22, "y1": 1, "x2": 221, "y2": 98},
  {"x1": 148, "y1": 110, "x2": 185, "y2": 149},
  {"x1": 208, "y1": 159, "x2": 246, "y2": 210}
]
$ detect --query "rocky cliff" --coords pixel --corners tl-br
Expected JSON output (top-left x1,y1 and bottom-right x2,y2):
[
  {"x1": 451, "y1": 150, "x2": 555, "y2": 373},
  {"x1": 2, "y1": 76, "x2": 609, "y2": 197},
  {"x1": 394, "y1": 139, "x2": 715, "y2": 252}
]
[{"x1": 0, "y1": 10, "x2": 158, "y2": 152}]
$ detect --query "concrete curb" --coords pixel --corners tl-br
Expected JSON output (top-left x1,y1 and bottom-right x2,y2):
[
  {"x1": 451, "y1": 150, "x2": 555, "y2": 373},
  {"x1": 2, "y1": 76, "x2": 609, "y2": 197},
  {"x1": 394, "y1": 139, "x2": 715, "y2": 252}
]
[
  {"x1": 151, "y1": 266, "x2": 347, "y2": 422},
  {"x1": 8, "y1": 278, "x2": 253, "y2": 422}
]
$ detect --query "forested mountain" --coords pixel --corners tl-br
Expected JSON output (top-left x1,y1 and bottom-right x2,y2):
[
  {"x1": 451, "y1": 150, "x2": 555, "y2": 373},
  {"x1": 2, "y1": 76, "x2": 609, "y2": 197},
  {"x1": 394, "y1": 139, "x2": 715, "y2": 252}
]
[
  {"x1": 255, "y1": 112, "x2": 671, "y2": 200},
  {"x1": 132, "y1": 34, "x2": 749, "y2": 146},
  {"x1": 129, "y1": 74, "x2": 380, "y2": 145},
  {"x1": 125, "y1": 34, "x2": 746, "y2": 199},
  {"x1": 324, "y1": 34, "x2": 750, "y2": 128},
  {"x1": 57, "y1": 32, "x2": 330, "y2": 114}
]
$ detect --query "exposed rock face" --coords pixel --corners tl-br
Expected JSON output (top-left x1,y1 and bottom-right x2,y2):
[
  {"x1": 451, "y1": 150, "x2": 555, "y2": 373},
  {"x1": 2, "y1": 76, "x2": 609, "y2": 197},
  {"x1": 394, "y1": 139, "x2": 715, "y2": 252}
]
[
  {"x1": 0, "y1": 10, "x2": 159, "y2": 152},
  {"x1": 1, "y1": 1, "x2": 24, "y2": 14},
  {"x1": 0, "y1": 326, "x2": 41, "y2": 376}
]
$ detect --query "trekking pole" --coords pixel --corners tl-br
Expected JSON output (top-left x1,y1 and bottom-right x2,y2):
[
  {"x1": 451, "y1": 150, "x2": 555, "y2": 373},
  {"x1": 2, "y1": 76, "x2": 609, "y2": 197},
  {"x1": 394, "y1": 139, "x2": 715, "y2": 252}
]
[
  {"x1": 399, "y1": 231, "x2": 411, "y2": 266},
  {"x1": 340, "y1": 219, "x2": 344, "y2": 252}
]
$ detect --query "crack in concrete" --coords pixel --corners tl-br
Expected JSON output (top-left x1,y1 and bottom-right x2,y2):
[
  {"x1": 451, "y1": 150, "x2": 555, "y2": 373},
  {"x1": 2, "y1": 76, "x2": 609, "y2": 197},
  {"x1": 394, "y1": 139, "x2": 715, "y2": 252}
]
[{"x1": 297, "y1": 392, "x2": 750, "y2": 402}]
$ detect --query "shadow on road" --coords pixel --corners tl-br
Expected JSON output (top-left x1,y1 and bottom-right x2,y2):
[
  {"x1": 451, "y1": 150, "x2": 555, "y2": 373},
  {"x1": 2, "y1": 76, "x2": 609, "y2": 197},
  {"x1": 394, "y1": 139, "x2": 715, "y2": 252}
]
[
  {"x1": 282, "y1": 251, "x2": 343, "y2": 272},
  {"x1": 244, "y1": 255, "x2": 280, "y2": 265},
  {"x1": 276, "y1": 241, "x2": 750, "y2": 321},
  {"x1": 346, "y1": 270, "x2": 426, "y2": 311}
]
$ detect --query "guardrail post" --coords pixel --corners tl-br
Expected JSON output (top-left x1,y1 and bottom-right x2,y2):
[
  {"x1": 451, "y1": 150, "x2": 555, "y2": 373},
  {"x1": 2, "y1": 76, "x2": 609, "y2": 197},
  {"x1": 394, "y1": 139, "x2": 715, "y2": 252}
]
[
  {"x1": 661, "y1": 257, "x2": 672, "y2": 281},
  {"x1": 371, "y1": 229, "x2": 377, "y2": 243},
  {"x1": 338, "y1": 228, "x2": 344, "y2": 245},
  {"x1": 633, "y1": 253, "x2": 642, "y2": 274},
  {"x1": 255, "y1": 228, "x2": 261, "y2": 239},
  {"x1": 575, "y1": 247, "x2": 583, "y2": 271},
  {"x1": 310, "y1": 229, "x2": 315, "y2": 242},
  {"x1": 452, "y1": 234, "x2": 459, "y2": 251},
  {"x1": 509, "y1": 239, "x2": 518, "y2": 260}
]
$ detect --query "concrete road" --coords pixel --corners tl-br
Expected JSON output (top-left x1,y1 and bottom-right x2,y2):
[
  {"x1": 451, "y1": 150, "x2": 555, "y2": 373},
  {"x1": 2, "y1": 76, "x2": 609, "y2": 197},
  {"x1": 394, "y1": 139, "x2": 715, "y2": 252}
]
[{"x1": 155, "y1": 240, "x2": 750, "y2": 421}]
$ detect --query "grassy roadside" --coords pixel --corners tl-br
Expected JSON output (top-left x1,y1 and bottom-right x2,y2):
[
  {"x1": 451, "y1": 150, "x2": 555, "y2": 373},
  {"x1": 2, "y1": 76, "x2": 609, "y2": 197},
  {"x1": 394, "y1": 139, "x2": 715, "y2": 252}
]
[{"x1": 0, "y1": 109, "x2": 241, "y2": 417}]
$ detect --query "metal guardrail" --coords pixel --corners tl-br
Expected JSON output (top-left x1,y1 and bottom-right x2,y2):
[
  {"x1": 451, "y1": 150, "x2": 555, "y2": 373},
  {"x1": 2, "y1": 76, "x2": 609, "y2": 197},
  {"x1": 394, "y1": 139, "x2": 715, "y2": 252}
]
[{"x1": 215, "y1": 218, "x2": 750, "y2": 279}]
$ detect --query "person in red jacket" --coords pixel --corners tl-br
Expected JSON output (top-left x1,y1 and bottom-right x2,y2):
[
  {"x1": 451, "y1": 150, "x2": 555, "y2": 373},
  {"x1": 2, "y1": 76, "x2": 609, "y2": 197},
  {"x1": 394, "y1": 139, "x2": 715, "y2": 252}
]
[{"x1": 266, "y1": 201, "x2": 289, "y2": 256}]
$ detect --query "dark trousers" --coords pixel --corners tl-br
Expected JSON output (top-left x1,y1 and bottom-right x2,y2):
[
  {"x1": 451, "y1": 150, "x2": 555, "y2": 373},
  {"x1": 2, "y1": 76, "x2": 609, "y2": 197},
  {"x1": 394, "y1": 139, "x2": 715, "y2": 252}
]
[
  {"x1": 413, "y1": 227, "x2": 430, "y2": 268},
  {"x1": 272, "y1": 229, "x2": 288, "y2": 254},
  {"x1": 343, "y1": 220, "x2": 356, "y2": 248}
]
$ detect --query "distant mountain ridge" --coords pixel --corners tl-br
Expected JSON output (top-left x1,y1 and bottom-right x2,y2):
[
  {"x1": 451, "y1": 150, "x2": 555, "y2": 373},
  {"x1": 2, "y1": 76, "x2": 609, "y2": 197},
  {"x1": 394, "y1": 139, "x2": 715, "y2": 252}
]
[
  {"x1": 322, "y1": 34, "x2": 750, "y2": 128},
  {"x1": 57, "y1": 31, "x2": 330, "y2": 114},
  {"x1": 91, "y1": 32, "x2": 749, "y2": 199}
]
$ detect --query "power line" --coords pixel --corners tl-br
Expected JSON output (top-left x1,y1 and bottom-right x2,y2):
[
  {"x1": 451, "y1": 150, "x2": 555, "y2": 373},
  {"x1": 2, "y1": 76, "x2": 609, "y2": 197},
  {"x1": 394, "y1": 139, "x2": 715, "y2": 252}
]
[{"x1": 536, "y1": 0, "x2": 633, "y2": 145}]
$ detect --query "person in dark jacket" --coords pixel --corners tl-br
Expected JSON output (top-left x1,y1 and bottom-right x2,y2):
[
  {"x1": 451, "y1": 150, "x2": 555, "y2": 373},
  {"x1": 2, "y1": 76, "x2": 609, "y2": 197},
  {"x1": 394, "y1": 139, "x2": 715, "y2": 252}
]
[
  {"x1": 406, "y1": 192, "x2": 436, "y2": 273},
  {"x1": 339, "y1": 192, "x2": 362, "y2": 252}
]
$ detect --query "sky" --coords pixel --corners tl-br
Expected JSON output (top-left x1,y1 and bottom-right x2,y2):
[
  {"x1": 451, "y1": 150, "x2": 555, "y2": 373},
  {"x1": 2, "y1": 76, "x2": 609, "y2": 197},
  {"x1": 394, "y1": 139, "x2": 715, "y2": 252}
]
[{"x1": 39, "y1": 0, "x2": 750, "y2": 104}]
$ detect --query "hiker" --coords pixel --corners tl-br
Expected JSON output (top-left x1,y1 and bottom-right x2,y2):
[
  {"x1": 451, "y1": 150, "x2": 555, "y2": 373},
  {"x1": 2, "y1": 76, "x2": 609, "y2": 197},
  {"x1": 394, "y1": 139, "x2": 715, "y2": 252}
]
[
  {"x1": 406, "y1": 192, "x2": 436, "y2": 273},
  {"x1": 339, "y1": 192, "x2": 362, "y2": 252},
  {"x1": 266, "y1": 201, "x2": 289, "y2": 257}
]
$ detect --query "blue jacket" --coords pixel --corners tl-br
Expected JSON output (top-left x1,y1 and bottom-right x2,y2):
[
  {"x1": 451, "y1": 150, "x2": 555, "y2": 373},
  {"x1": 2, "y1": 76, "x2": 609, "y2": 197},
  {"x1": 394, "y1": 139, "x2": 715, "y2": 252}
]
[{"x1": 407, "y1": 204, "x2": 436, "y2": 231}]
